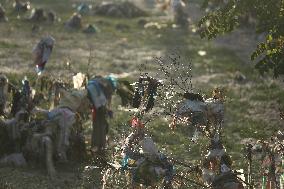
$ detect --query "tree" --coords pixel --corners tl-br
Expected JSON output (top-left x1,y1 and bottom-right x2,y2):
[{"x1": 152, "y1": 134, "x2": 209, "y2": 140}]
[{"x1": 198, "y1": 0, "x2": 284, "y2": 77}]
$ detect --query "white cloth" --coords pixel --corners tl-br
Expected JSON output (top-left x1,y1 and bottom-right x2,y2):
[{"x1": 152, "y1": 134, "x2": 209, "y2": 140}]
[{"x1": 73, "y1": 72, "x2": 87, "y2": 89}]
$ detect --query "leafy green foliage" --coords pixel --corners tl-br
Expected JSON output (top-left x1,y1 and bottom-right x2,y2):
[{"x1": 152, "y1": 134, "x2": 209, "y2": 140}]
[{"x1": 199, "y1": 0, "x2": 284, "y2": 77}]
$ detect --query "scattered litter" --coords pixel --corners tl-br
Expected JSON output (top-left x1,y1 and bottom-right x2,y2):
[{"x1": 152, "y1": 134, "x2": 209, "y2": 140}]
[
  {"x1": 13, "y1": 0, "x2": 31, "y2": 13},
  {"x1": 198, "y1": 50, "x2": 207, "y2": 56},
  {"x1": 77, "y1": 3, "x2": 91, "y2": 15},
  {"x1": 83, "y1": 24, "x2": 98, "y2": 34},
  {"x1": 144, "y1": 22, "x2": 167, "y2": 29}
]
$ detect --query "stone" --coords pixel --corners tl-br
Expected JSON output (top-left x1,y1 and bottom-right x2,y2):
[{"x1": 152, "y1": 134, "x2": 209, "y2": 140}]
[
  {"x1": 77, "y1": 3, "x2": 91, "y2": 15},
  {"x1": 65, "y1": 13, "x2": 82, "y2": 29},
  {"x1": 13, "y1": 0, "x2": 31, "y2": 13},
  {"x1": 29, "y1": 8, "x2": 47, "y2": 22},
  {"x1": 0, "y1": 153, "x2": 27, "y2": 167},
  {"x1": 47, "y1": 11, "x2": 56, "y2": 23}
]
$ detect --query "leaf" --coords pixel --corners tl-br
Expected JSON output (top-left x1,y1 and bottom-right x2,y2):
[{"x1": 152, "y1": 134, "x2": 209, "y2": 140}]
[{"x1": 267, "y1": 34, "x2": 273, "y2": 42}]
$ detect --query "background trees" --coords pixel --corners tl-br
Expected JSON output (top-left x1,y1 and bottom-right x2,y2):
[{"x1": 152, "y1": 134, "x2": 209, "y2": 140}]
[{"x1": 199, "y1": 0, "x2": 284, "y2": 77}]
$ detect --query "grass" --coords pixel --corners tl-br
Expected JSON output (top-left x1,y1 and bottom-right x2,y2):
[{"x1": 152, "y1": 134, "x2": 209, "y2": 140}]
[
  {"x1": 0, "y1": 40, "x2": 20, "y2": 48},
  {"x1": 0, "y1": 0, "x2": 283, "y2": 188}
]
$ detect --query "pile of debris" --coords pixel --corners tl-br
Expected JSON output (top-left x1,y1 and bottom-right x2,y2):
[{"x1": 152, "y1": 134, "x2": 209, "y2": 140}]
[
  {"x1": 29, "y1": 8, "x2": 46, "y2": 21},
  {"x1": 64, "y1": 13, "x2": 98, "y2": 34},
  {"x1": 77, "y1": 3, "x2": 91, "y2": 15},
  {"x1": 13, "y1": 0, "x2": 30, "y2": 13},
  {"x1": 28, "y1": 8, "x2": 56, "y2": 23},
  {"x1": 64, "y1": 13, "x2": 82, "y2": 29},
  {"x1": 93, "y1": 2, "x2": 147, "y2": 18}
]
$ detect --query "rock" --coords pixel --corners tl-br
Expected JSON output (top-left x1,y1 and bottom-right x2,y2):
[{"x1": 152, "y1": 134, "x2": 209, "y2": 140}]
[
  {"x1": 47, "y1": 11, "x2": 56, "y2": 23},
  {"x1": 115, "y1": 23, "x2": 130, "y2": 31},
  {"x1": 27, "y1": 8, "x2": 56, "y2": 23},
  {"x1": 83, "y1": 24, "x2": 98, "y2": 34},
  {"x1": 0, "y1": 153, "x2": 27, "y2": 167},
  {"x1": 65, "y1": 13, "x2": 82, "y2": 29},
  {"x1": 13, "y1": 0, "x2": 31, "y2": 13},
  {"x1": 29, "y1": 8, "x2": 47, "y2": 22},
  {"x1": 0, "y1": 5, "x2": 8, "y2": 22},
  {"x1": 94, "y1": 2, "x2": 147, "y2": 18}
]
